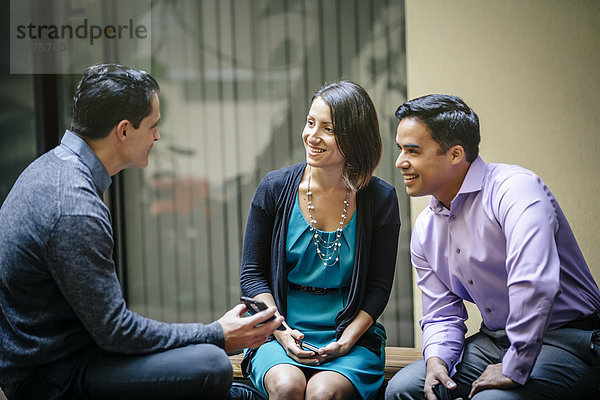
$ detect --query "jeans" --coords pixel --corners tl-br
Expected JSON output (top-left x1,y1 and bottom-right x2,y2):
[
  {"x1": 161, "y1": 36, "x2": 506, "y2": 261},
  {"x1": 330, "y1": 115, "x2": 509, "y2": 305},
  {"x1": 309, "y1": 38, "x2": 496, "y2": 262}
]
[
  {"x1": 385, "y1": 326, "x2": 600, "y2": 400},
  {"x1": 3, "y1": 344, "x2": 233, "y2": 400}
]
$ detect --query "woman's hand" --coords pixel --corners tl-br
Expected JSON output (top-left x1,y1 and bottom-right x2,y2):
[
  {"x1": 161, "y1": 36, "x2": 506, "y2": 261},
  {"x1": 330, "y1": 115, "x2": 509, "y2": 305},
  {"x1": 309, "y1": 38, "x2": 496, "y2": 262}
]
[
  {"x1": 310, "y1": 309, "x2": 372, "y2": 365},
  {"x1": 252, "y1": 293, "x2": 317, "y2": 364},
  {"x1": 314, "y1": 340, "x2": 351, "y2": 365},
  {"x1": 273, "y1": 326, "x2": 321, "y2": 365}
]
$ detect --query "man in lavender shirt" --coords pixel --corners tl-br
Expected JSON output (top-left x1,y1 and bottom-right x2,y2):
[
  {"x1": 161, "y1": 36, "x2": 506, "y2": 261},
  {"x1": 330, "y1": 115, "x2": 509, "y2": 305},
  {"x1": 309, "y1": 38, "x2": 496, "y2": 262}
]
[{"x1": 385, "y1": 94, "x2": 600, "y2": 399}]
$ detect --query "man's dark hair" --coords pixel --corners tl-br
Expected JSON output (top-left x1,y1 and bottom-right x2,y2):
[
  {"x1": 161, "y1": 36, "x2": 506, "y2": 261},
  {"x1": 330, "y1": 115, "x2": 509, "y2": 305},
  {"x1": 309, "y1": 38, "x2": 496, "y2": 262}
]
[
  {"x1": 70, "y1": 63, "x2": 160, "y2": 140},
  {"x1": 313, "y1": 80, "x2": 382, "y2": 190},
  {"x1": 395, "y1": 94, "x2": 480, "y2": 163}
]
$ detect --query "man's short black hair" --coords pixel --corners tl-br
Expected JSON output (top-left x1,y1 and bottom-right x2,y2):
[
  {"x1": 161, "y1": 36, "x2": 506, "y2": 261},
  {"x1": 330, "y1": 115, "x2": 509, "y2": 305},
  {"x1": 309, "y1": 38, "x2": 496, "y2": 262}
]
[
  {"x1": 395, "y1": 94, "x2": 480, "y2": 163},
  {"x1": 71, "y1": 63, "x2": 159, "y2": 140}
]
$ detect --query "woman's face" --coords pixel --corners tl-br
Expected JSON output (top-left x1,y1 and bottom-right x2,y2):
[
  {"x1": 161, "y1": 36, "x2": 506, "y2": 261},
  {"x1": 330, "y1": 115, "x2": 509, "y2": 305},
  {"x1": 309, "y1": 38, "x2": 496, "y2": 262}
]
[{"x1": 302, "y1": 97, "x2": 345, "y2": 170}]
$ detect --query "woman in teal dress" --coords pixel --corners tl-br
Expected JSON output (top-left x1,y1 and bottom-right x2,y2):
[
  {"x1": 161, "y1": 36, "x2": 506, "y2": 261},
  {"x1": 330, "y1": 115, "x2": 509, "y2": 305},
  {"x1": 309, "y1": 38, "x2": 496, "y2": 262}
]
[{"x1": 240, "y1": 81, "x2": 401, "y2": 400}]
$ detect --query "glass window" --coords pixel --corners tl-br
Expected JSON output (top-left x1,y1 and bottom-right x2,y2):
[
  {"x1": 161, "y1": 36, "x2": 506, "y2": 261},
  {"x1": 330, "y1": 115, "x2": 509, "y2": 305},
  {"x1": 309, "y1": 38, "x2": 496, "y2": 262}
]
[
  {"x1": 121, "y1": 0, "x2": 413, "y2": 346},
  {"x1": 0, "y1": 75, "x2": 36, "y2": 205},
  {"x1": 0, "y1": 3, "x2": 37, "y2": 205}
]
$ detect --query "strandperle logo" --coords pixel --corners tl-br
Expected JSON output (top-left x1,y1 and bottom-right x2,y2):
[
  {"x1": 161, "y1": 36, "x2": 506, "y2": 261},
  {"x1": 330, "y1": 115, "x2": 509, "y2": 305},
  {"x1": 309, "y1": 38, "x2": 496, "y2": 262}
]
[
  {"x1": 15, "y1": 19, "x2": 148, "y2": 46},
  {"x1": 10, "y1": 0, "x2": 151, "y2": 74}
]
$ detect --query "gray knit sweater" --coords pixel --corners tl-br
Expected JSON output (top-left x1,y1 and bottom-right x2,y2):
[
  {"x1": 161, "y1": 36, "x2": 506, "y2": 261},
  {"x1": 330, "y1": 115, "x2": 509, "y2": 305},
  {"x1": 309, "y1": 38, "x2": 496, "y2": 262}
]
[{"x1": 0, "y1": 131, "x2": 224, "y2": 385}]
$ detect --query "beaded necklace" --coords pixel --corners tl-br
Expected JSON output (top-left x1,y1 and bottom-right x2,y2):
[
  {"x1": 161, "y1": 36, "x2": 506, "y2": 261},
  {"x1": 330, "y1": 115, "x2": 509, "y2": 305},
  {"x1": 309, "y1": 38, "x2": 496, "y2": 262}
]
[{"x1": 306, "y1": 166, "x2": 350, "y2": 267}]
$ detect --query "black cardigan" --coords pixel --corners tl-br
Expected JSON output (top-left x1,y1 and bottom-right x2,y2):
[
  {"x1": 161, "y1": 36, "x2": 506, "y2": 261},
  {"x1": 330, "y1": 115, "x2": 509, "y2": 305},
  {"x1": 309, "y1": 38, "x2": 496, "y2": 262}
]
[{"x1": 240, "y1": 163, "x2": 400, "y2": 376}]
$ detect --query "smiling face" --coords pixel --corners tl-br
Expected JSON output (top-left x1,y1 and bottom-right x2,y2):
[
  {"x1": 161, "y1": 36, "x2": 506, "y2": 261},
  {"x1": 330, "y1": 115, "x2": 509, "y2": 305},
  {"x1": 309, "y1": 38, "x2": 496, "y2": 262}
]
[
  {"x1": 302, "y1": 96, "x2": 345, "y2": 171},
  {"x1": 123, "y1": 92, "x2": 161, "y2": 168},
  {"x1": 395, "y1": 117, "x2": 463, "y2": 206}
]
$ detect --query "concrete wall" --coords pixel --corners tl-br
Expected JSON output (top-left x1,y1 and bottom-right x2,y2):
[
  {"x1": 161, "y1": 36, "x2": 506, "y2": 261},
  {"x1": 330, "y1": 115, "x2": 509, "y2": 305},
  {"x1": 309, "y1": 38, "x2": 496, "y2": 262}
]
[{"x1": 404, "y1": 0, "x2": 600, "y2": 345}]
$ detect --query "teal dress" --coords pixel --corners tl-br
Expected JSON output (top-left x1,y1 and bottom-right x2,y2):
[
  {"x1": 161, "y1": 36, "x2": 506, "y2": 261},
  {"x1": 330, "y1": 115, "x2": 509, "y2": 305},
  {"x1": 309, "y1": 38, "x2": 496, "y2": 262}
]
[{"x1": 248, "y1": 194, "x2": 386, "y2": 400}]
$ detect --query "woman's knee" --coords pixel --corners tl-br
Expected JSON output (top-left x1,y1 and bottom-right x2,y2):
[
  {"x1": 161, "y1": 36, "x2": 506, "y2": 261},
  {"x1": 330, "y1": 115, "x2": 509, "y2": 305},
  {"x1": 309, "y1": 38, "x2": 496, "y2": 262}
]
[
  {"x1": 305, "y1": 372, "x2": 354, "y2": 400},
  {"x1": 305, "y1": 383, "x2": 340, "y2": 400},
  {"x1": 264, "y1": 365, "x2": 306, "y2": 400}
]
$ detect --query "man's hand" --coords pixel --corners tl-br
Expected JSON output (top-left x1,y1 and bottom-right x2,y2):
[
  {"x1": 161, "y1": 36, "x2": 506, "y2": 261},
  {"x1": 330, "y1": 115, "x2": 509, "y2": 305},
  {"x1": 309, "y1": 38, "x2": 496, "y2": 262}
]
[
  {"x1": 218, "y1": 303, "x2": 283, "y2": 353},
  {"x1": 469, "y1": 363, "x2": 518, "y2": 398},
  {"x1": 424, "y1": 357, "x2": 458, "y2": 400}
]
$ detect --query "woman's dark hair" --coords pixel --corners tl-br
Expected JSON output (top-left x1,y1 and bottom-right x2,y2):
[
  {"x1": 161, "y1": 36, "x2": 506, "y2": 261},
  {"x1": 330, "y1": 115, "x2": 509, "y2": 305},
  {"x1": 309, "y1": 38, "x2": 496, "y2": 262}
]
[
  {"x1": 70, "y1": 63, "x2": 160, "y2": 140},
  {"x1": 395, "y1": 94, "x2": 480, "y2": 163},
  {"x1": 312, "y1": 80, "x2": 382, "y2": 190}
]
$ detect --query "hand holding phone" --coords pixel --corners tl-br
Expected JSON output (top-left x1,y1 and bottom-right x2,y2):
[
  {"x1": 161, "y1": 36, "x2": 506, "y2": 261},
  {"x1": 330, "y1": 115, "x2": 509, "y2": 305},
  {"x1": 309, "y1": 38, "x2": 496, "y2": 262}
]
[
  {"x1": 298, "y1": 340, "x2": 321, "y2": 352},
  {"x1": 240, "y1": 296, "x2": 285, "y2": 330}
]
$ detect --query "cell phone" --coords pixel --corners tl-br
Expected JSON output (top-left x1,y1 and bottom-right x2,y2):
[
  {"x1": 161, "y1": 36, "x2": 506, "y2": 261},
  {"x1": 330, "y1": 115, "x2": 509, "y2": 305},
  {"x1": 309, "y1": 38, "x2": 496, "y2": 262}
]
[
  {"x1": 240, "y1": 296, "x2": 285, "y2": 330},
  {"x1": 299, "y1": 340, "x2": 320, "y2": 352}
]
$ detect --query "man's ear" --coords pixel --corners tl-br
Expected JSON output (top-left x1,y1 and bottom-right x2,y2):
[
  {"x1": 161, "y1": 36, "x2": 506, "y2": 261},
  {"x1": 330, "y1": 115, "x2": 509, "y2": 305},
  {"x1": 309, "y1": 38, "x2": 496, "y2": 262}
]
[
  {"x1": 449, "y1": 145, "x2": 466, "y2": 164},
  {"x1": 116, "y1": 120, "x2": 130, "y2": 140}
]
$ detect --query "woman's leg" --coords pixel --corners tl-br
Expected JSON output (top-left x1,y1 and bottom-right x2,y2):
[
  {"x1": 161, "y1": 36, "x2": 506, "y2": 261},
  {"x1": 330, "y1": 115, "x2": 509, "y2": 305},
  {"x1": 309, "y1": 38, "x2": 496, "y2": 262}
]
[
  {"x1": 263, "y1": 364, "x2": 307, "y2": 400},
  {"x1": 305, "y1": 370, "x2": 355, "y2": 400}
]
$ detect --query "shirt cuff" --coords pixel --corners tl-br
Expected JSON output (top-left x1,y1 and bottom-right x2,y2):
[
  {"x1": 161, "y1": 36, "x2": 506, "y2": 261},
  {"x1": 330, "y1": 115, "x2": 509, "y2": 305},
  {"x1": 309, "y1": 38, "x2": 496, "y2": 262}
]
[
  {"x1": 204, "y1": 321, "x2": 226, "y2": 349},
  {"x1": 501, "y1": 346, "x2": 533, "y2": 385},
  {"x1": 424, "y1": 344, "x2": 462, "y2": 376}
]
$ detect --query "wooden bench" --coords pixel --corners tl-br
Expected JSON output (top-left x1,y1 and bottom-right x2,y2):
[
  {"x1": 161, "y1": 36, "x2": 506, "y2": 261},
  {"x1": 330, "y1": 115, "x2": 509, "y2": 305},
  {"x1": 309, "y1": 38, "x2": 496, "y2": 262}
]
[
  {"x1": 230, "y1": 346, "x2": 423, "y2": 382},
  {"x1": 232, "y1": 348, "x2": 600, "y2": 399},
  {"x1": 382, "y1": 347, "x2": 423, "y2": 381}
]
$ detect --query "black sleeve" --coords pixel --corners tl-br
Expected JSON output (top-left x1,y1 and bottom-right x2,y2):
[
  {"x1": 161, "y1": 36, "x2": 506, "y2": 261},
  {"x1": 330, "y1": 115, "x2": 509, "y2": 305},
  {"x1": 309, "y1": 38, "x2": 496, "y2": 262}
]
[
  {"x1": 360, "y1": 183, "x2": 401, "y2": 321},
  {"x1": 240, "y1": 175, "x2": 276, "y2": 298}
]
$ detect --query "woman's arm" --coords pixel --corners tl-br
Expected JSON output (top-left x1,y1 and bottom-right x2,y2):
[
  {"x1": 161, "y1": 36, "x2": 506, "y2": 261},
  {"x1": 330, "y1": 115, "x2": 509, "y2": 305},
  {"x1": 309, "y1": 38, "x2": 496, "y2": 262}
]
[
  {"x1": 254, "y1": 292, "x2": 318, "y2": 364},
  {"x1": 318, "y1": 310, "x2": 373, "y2": 363},
  {"x1": 240, "y1": 177, "x2": 276, "y2": 297},
  {"x1": 360, "y1": 182, "x2": 401, "y2": 321}
]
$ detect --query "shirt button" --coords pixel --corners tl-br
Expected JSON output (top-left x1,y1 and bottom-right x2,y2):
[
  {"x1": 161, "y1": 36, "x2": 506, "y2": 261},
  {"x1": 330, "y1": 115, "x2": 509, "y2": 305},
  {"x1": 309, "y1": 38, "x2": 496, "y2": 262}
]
[
  {"x1": 468, "y1": 279, "x2": 473, "y2": 285},
  {"x1": 520, "y1": 368, "x2": 526, "y2": 374},
  {"x1": 485, "y1": 308, "x2": 492, "y2": 313},
  {"x1": 456, "y1": 248, "x2": 461, "y2": 254},
  {"x1": 450, "y1": 215, "x2": 456, "y2": 221}
]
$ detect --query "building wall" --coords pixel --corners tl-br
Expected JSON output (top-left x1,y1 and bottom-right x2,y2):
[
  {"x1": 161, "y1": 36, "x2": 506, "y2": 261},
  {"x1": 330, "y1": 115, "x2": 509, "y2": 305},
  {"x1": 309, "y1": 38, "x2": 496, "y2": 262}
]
[{"x1": 405, "y1": 0, "x2": 600, "y2": 345}]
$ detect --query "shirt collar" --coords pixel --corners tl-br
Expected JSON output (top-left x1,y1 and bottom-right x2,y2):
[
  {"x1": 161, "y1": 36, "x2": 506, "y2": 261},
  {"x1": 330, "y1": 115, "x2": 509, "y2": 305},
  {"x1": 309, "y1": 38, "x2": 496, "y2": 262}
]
[
  {"x1": 59, "y1": 130, "x2": 112, "y2": 193},
  {"x1": 459, "y1": 156, "x2": 486, "y2": 194},
  {"x1": 429, "y1": 156, "x2": 487, "y2": 213}
]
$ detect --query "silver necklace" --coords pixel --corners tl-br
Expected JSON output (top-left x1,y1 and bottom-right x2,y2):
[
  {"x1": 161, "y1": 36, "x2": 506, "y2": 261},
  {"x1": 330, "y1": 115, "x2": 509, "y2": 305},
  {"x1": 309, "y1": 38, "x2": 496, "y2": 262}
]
[{"x1": 307, "y1": 166, "x2": 350, "y2": 267}]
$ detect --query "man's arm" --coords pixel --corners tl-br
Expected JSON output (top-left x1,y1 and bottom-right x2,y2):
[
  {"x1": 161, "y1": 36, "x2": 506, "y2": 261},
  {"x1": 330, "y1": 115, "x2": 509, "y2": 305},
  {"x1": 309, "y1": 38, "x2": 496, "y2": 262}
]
[
  {"x1": 494, "y1": 172, "x2": 561, "y2": 384},
  {"x1": 48, "y1": 214, "x2": 225, "y2": 353},
  {"x1": 411, "y1": 227, "x2": 468, "y2": 377}
]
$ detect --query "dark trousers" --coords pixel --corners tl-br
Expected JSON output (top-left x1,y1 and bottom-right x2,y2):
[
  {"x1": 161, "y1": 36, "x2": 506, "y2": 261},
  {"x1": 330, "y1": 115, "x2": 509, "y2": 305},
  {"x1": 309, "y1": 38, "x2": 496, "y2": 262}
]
[
  {"x1": 3, "y1": 344, "x2": 233, "y2": 400},
  {"x1": 385, "y1": 326, "x2": 600, "y2": 400}
]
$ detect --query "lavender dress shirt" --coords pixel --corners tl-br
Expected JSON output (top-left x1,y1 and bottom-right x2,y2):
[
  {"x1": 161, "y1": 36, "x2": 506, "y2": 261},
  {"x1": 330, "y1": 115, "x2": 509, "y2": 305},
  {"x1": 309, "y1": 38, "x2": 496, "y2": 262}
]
[{"x1": 412, "y1": 157, "x2": 600, "y2": 385}]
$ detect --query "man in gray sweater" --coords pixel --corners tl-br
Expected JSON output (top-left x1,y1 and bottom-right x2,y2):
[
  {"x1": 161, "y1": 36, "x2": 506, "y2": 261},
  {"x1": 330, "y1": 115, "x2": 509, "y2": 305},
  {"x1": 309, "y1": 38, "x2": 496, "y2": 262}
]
[{"x1": 0, "y1": 64, "x2": 281, "y2": 399}]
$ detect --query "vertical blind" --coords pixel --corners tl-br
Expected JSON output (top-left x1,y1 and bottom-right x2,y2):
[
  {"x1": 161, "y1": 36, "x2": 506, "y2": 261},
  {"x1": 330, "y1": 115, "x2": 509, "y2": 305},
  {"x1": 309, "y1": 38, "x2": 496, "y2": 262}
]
[{"x1": 123, "y1": 0, "x2": 413, "y2": 346}]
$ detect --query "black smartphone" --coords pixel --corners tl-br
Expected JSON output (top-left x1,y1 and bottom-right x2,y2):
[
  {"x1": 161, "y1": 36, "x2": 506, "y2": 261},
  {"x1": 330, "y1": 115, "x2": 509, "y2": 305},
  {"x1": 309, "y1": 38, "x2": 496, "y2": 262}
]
[
  {"x1": 299, "y1": 340, "x2": 320, "y2": 352},
  {"x1": 240, "y1": 296, "x2": 285, "y2": 330}
]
